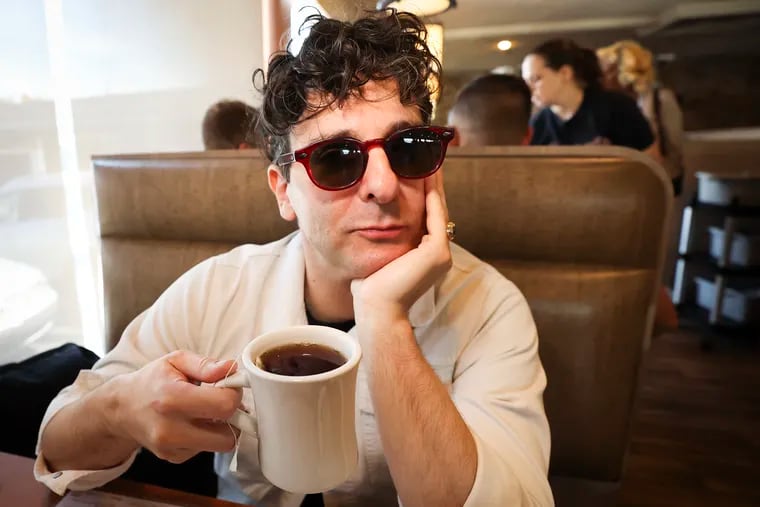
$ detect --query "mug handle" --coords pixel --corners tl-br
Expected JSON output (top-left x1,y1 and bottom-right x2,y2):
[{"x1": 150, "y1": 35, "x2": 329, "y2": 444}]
[{"x1": 210, "y1": 372, "x2": 258, "y2": 437}]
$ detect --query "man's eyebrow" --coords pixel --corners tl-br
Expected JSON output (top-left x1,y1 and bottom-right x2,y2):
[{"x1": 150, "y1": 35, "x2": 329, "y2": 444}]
[
  {"x1": 304, "y1": 120, "x2": 420, "y2": 145},
  {"x1": 305, "y1": 130, "x2": 353, "y2": 145},
  {"x1": 384, "y1": 121, "x2": 417, "y2": 136}
]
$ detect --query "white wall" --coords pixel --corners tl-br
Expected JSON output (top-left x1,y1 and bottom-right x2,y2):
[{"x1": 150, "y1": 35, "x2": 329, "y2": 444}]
[
  {"x1": 2, "y1": 0, "x2": 264, "y2": 153},
  {"x1": 0, "y1": 0, "x2": 265, "y2": 362}
]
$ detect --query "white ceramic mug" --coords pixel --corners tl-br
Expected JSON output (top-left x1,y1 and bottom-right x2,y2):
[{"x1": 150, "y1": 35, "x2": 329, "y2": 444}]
[{"x1": 214, "y1": 325, "x2": 361, "y2": 494}]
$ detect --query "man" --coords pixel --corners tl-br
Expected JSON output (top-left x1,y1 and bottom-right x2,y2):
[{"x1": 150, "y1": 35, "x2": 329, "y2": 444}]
[
  {"x1": 448, "y1": 73, "x2": 533, "y2": 146},
  {"x1": 36, "y1": 11, "x2": 552, "y2": 507},
  {"x1": 202, "y1": 99, "x2": 260, "y2": 150}
]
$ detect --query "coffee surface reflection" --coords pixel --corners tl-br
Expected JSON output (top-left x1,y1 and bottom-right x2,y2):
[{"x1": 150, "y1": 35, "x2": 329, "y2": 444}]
[{"x1": 258, "y1": 343, "x2": 346, "y2": 376}]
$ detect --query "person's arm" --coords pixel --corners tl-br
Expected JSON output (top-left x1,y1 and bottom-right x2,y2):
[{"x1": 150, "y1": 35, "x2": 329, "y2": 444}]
[
  {"x1": 656, "y1": 88, "x2": 685, "y2": 179},
  {"x1": 351, "y1": 171, "x2": 475, "y2": 507},
  {"x1": 40, "y1": 377, "x2": 138, "y2": 473},
  {"x1": 356, "y1": 274, "x2": 551, "y2": 506},
  {"x1": 658, "y1": 89, "x2": 683, "y2": 155},
  {"x1": 360, "y1": 317, "x2": 477, "y2": 507},
  {"x1": 40, "y1": 351, "x2": 240, "y2": 472},
  {"x1": 352, "y1": 170, "x2": 551, "y2": 506},
  {"x1": 35, "y1": 260, "x2": 241, "y2": 494}
]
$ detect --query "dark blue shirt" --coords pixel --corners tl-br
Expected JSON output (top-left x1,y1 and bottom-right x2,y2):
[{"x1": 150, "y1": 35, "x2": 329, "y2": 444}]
[{"x1": 530, "y1": 87, "x2": 654, "y2": 150}]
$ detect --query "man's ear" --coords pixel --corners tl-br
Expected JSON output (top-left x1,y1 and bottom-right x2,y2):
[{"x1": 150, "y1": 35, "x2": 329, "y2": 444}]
[
  {"x1": 559, "y1": 64, "x2": 574, "y2": 83},
  {"x1": 267, "y1": 164, "x2": 297, "y2": 221},
  {"x1": 450, "y1": 127, "x2": 461, "y2": 147}
]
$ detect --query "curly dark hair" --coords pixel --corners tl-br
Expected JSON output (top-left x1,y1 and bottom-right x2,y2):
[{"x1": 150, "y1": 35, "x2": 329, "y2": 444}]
[{"x1": 253, "y1": 9, "x2": 442, "y2": 175}]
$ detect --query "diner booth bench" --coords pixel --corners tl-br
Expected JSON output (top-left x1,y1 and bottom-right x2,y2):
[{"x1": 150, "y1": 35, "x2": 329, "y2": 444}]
[{"x1": 92, "y1": 145, "x2": 671, "y2": 506}]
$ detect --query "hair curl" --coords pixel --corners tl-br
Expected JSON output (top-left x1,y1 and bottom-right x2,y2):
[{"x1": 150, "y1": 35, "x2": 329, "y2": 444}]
[
  {"x1": 531, "y1": 39, "x2": 602, "y2": 90},
  {"x1": 597, "y1": 40, "x2": 656, "y2": 95},
  {"x1": 253, "y1": 10, "x2": 442, "y2": 172}
]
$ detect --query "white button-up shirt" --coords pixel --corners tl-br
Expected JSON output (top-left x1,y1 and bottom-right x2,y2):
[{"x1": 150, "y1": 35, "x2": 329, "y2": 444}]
[{"x1": 35, "y1": 233, "x2": 553, "y2": 506}]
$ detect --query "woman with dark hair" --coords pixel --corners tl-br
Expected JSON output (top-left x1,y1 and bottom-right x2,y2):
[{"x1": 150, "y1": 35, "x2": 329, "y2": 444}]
[{"x1": 522, "y1": 38, "x2": 657, "y2": 155}]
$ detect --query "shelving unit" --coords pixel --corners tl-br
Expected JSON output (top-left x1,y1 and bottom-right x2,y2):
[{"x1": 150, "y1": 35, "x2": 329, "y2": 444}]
[{"x1": 672, "y1": 171, "x2": 760, "y2": 347}]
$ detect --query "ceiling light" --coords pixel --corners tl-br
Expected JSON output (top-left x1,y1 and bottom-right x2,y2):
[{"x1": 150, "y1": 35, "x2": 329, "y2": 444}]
[
  {"x1": 491, "y1": 65, "x2": 516, "y2": 75},
  {"x1": 376, "y1": 0, "x2": 456, "y2": 17},
  {"x1": 497, "y1": 40, "x2": 513, "y2": 51}
]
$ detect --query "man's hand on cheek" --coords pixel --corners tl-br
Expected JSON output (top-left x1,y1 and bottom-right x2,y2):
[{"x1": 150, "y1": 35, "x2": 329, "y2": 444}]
[{"x1": 351, "y1": 171, "x2": 452, "y2": 337}]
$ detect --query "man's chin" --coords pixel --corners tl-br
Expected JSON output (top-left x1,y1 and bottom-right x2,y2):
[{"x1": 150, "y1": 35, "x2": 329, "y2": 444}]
[{"x1": 349, "y1": 245, "x2": 413, "y2": 279}]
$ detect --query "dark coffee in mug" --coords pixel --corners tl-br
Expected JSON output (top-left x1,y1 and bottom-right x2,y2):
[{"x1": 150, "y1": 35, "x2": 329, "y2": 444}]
[{"x1": 258, "y1": 343, "x2": 347, "y2": 376}]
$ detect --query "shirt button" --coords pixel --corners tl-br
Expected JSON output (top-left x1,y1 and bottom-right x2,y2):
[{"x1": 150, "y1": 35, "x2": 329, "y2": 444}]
[{"x1": 52, "y1": 471, "x2": 63, "y2": 478}]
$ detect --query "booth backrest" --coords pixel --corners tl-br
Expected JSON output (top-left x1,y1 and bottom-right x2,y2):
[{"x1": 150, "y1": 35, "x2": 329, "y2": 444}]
[
  {"x1": 444, "y1": 146, "x2": 671, "y2": 505},
  {"x1": 93, "y1": 145, "x2": 672, "y2": 506},
  {"x1": 93, "y1": 150, "x2": 294, "y2": 351},
  {"x1": 444, "y1": 146, "x2": 668, "y2": 268}
]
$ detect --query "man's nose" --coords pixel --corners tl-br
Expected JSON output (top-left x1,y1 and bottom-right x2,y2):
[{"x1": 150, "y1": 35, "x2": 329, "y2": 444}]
[{"x1": 357, "y1": 146, "x2": 400, "y2": 203}]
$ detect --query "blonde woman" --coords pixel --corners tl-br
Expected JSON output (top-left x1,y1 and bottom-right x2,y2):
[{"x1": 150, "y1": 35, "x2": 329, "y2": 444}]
[
  {"x1": 599, "y1": 40, "x2": 683, "y2": 332},
  {"x1": 597, "y1": 40, "x2": 684, "y2": 196}
]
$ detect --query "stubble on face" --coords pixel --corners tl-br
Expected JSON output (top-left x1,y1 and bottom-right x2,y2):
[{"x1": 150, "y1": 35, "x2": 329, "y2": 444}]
[{"x1": 285, "y1": 80, "x2": 428, "y2": 283}]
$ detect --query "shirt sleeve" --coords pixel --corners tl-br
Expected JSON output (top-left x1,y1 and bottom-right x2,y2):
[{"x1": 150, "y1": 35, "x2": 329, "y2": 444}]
[
  {"x1": 33, "y1": 370, "x2": 140, "y2": 494},
  {"x1": 34, "y1": 259, "x2": 218, "y2": 494},
  {"x1": 609, "y1": 93, "x2": 655, "y2": 151},
  {"x1": 452, "y1": 276, "x2": 554, "y2": 506}
]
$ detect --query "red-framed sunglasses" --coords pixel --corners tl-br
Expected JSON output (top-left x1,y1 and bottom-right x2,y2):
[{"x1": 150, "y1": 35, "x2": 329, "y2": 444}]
[{"x1": 275, "y1": 125, "x2": 455, "y2": 191}]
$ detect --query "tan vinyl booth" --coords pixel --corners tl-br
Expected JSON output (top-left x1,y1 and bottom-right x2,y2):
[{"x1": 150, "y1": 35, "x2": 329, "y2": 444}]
[
  {"x1": 94, "y1": 151, "x2": 296, "y2": 350},
  {"x1": 93, "y1": 145, "x2": 672, "y2": 506},
  {"x1": 445, "y1": 146, "x2": 671, "y2": 506}
]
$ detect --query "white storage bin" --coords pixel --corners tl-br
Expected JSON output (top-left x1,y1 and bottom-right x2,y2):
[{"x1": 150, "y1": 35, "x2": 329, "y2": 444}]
[
  {"x1": 697, "y1": 173, "x2": 760, "y2": 207},
  {"x1": 694, "y1": 277, "x2": 760, "y2": 324},
  {"x1": 708, "y1": 227, "x2": 760, "y2": 266}
]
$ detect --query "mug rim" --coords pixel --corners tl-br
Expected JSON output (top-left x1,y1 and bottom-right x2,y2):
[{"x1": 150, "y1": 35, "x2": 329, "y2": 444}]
[{"x1": 240, "y1": 325, "x2": 361, "y2": 383}]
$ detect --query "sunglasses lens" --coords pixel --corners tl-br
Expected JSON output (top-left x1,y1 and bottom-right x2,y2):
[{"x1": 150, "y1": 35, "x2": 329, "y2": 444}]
[
  {"x1": 385, "y1": 128, "x2": 445, "y2": 178},
  {"x1": 310, "y1": 140, "x2": 365, "y2": 189}
]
